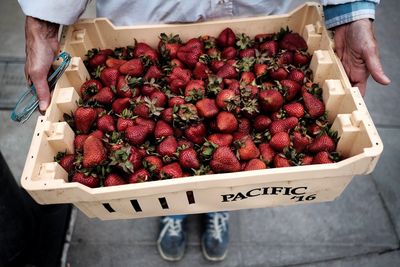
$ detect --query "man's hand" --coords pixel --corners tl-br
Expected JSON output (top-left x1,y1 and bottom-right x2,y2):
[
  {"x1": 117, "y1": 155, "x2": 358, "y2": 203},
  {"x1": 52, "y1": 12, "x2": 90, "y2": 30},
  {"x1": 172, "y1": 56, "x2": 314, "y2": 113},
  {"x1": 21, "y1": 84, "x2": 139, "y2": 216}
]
[
  {"x1": 25, "y1": 16, "x2": 60, "y2": 111},
  {"x1": 333, "y1": 19, "x2": 390, "y2": 96}
]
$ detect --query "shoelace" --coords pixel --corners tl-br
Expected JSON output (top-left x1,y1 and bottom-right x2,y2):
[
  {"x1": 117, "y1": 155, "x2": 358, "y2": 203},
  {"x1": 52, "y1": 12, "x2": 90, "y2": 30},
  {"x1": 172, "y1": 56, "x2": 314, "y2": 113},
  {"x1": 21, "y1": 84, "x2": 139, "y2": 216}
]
[
  {"x1": 207, "y1": 212, "x2": 229, "y2": 243},
  {"x1": 159, "y1": 217, "x2": 183, "y2": 239}
]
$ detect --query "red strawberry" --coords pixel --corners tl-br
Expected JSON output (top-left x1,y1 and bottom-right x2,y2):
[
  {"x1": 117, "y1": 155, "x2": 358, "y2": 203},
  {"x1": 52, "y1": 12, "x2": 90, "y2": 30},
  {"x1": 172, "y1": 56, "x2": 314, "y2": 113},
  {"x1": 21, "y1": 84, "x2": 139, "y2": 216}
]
[
  {"x1": 179, "y1": 148, "x2": 200, "y2": 169},
  {"x1": 144, "y1": 65, "x2": 163, "y2": 80},
  {"x1": 217, "y1": 28, "x2": 236, "y2": 47},
  {"x1": 100, "y1": 67, "x2": 119, "y2": 87},
  {"x1": 210, "y1": 60, "x2": 225, "y2": 72},
  {"x1": 259, "y1": 89, "x2": 284, "y2": 112},
  {"x1": 168, "y1": 96, "x2": 186, "y2": 107},
  {"x1": 161, "y1": 108, "x2": 173, "y2": 123},
  {"x1": 112, "y1": 97, "x2": 131, "y2": 115},
  {"x1": 239, "y1": 48, "x2": 255, "y2": 58},
  {"x1": 154, "y1": 120, "x2": 174, "y2": 139},
  {"x1": 259, "y1": 40, "x2": 278, "y2": 56},
  {"x1": 80, "y1": 79, "x2": 102, "y2": 101},
  {"x1": 128, "y1": 146, "x2": 144, "y2": 171},
  {"x1": 280, "y1": 79, "x2": 301, "y2": 101},
  {"x1": 135, "y1": 117, "x2": 156, "y2": 133},
  {"x1": 237, "y1": 118, "x2": 251, "y2": 134},
  {"x1": 97, "y1": 114, "x2": 115, "y2": 133},
  {"x1": 74, "y1": 134, "x2": 88, "y2": 151},
  {"x1": 91, "y1": 86, "x2": 114, "y2": 105},
  {"x1": 196, "y1": 98, "x2": 219, "y2": 118},
  {"x1": 158, "y1": 33, "x2": 182, "y2": 59},
  {"x1": 269, "y1": 67, "x2": 288, "y2": 81},
  {"x1": 88, "y1": 53, "x2": 107, "y2": 68},
  {"x1": 269, "y1": 132, "x2": 290, "y2": 152},
  {"x1": 273, "y1": 154, "x2": 292, "y2": 168},
  {"x1": 254, "y1": 63, "x2": 268, "y2": 77},
  {"x1": 302, "y1": 91, "x2": 325, "y2": 118},
  {"x1": 168, "y1": 67, "x2": 191, "y2": 93},
  {"x1": 193, "y1": 62, "x2": 211, "y2": 80},
  {"x1": 244, "y1": 159, "x2": 267, "y2": 171},
  {"x1": 259, "y1": 143, "x2": 276, "y2": 163},
  {"x1": 177, "y1": 38, "x2": 204, "y2": 68},
  {"x1": 236, "y1": 136, "x2": 260, "y2": 160},
  {"x1": 157, "y1": 136, "x2": 178, "y2": 157},
  {"x1": 308, "y1": 134, "x2": 336, "y2": 153},
  {"x1": 184, "y1": 123, "x2": 207, "y2": 144},
  {"x1": 224, "y1": 79, "x2": 240, "y2": 93},
  {"x1": 301, "y1": 155, "x2": 314, "y2": 165},
  {"x1": 150, "y1": 91, "x2": 167, "y2": 107},
  {"x1": 276, "y1": 50, "x2": 293, "y2": 65},
  {"x1": 128, "y1": 168, "x2": 150, "y2": 183},
  {"x1": 221, "y1": 46, "x2": 237, "y2": 59},
  {"x1": 83, "y1": 136, "x2": 107, "y2": 168},
  {"x1": 90, "y1": 128, "x2": 104, "y2": 139},
  {"x1": 143, "y1": 155, "x2": 163, "y2": 175},
  {"x1": 291, "y1": 131, "x2": 312, "y2": 153},
  {"x1": 104, "y1": 173, "x2": 126, "y2": 186},
  {"x1": 56, "y1": 153, "x2": 75, "y2": 173},
  {"x1": 161, "y1": 162, "x2": 183, "y2": 179},
  {"x1": 106, "y1": 58, "x2": 127, "y2": 69},
  {"x1": 125, "y1": 125, "x2": 150, "y2": 146},
  {"x1": 184, "y1": 80, "x2": 205, "y2": 101},
  {"x1": 133, "y1": 42, "x2": 159, "y2": 62},
  {"x1": 119, "y1": 58, "x2": 143, "y2": 76},
  {"x1": 288, "y1": 69, "x2": 305, "y2": 84},
  {"x1": 116, "y1": 76, "x2": 133, "y2": 98},
  {"x1": 279, "y1": 32, "x2": 307, "y2": 51},
  {"x1": 72, "y1": 172, "x2": 99, "y2": 188},
  {"x1": 210, "y1": 146, "x2": 241, "y2": 173},
  {"x1": 269, "y1": 117, "x2": 299, "y2": 135},
  {"x1": 216, "y1": 64, "x2": 238, "y2": 79},
  {"x1": 216, "y1": 89, "x2": 239, "y2": 111},
  {"x1": 208, "y1": 133, "x2": 233, "y2": 147},
  {"x1": 283, "y1": 102, "x2": 304, "y2": 118},
  {"x1": 117, "y1": 109, "x2": 135, "y2": 132},
  {"x1": 75, "y1": 107, "x2": 97, "y2": 134},
  {"x1": 293, "y1": 51, "x2": 311, "y2": 66},
  {"x1": 216, "y1": 111, "x2": 238, "y2": 133},
  {"x1": 240, "y1": 71, "x2": 255, "y2": 85},
  {"x1": 254, "y1": 33, "x2": 274, "y2": 42},
  {"x1": 253, "y1": 115, "x2": 272, "y2": 132},
  {"x1": 312, "y1": 151, "x2": 334, "y2": 164}
]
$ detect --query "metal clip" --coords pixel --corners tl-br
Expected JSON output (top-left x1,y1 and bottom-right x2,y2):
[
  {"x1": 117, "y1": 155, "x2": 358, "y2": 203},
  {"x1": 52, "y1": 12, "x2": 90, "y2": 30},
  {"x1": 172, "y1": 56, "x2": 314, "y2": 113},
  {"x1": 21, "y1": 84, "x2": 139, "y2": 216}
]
[{"x1": 10, "y1": 51, "x2": 71, "y2": 123}]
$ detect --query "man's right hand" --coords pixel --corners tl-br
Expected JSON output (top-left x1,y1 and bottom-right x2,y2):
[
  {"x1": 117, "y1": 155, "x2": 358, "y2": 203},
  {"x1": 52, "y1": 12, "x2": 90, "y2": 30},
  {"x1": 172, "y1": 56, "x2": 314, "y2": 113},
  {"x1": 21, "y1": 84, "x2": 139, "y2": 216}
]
[{"x1": 25, "y1": 16, "x2": 60, "y2": 112}]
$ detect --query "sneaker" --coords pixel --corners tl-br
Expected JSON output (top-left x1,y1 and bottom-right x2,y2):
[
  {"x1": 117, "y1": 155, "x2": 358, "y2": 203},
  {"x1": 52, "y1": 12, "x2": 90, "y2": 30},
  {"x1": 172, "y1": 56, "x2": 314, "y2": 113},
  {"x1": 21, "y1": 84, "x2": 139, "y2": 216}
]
[
  {"x1": 157, "y1": 215, "x2": 187, "y2": 261},
  {"x1": 201, "y1": 212, "x2": 230, "y2": 261}
]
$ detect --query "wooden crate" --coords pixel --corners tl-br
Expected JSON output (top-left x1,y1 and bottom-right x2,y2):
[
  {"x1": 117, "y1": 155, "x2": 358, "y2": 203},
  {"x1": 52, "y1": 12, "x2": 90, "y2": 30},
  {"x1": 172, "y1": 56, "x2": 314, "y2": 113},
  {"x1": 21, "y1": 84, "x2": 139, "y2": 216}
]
[{"x1": 20, "y1": 3, "x2": 383, "y2": 220}]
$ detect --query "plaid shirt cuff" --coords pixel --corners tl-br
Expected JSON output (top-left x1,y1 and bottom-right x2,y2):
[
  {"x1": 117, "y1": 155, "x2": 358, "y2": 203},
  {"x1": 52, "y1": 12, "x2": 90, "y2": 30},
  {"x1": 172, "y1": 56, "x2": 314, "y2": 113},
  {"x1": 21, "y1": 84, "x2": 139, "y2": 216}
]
[{"x1": 323, "y1": 1, "x2": 377, "y2": 29}]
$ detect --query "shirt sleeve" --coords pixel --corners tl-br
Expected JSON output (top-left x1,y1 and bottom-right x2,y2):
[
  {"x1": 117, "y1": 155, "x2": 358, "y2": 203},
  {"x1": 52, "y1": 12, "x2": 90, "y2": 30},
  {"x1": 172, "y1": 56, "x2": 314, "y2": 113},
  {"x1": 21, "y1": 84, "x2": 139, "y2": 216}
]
[
  {"x1": 321, "y1": 1, "x2": 379, "y2": 29},
  {"x1": 18, "y1": 0, "x2": 89, "y2": 25}
]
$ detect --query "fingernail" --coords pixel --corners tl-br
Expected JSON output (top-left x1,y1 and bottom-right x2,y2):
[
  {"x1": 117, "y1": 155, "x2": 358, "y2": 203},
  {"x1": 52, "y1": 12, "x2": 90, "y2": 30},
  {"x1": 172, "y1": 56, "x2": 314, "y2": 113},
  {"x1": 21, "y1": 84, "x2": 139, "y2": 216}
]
[{"x1": 39, "y1": 101, "x2": 48, "y2": 111}]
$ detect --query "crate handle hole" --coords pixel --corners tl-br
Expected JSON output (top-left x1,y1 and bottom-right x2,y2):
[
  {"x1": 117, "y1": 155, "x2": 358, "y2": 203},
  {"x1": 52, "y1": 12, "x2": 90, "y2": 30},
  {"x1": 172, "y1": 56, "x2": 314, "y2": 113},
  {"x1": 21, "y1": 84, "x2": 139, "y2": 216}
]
[
  {"x1": 186, "y1": 191, "x2": 196, "y2": 204},
  {"x1": 102, "y1": 203, "x2": 115, "y2": 213},
  {"x1": 130, "y1": 199, "x2": 142, "y2": 212},
  {"x1": 158, "y1": 197, "x2": 169, "y2": 209}
]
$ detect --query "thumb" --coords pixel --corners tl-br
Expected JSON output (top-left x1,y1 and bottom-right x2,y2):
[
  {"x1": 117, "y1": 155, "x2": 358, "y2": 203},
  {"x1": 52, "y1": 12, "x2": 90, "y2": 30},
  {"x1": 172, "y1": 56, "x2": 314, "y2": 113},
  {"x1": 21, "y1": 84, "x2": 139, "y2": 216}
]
[
  {"x1": 363, "y1": 48, "x2": 391, "y2": 85},
  {"x1": 31, "y1": 76, "x2": 51, "y2": 111}
]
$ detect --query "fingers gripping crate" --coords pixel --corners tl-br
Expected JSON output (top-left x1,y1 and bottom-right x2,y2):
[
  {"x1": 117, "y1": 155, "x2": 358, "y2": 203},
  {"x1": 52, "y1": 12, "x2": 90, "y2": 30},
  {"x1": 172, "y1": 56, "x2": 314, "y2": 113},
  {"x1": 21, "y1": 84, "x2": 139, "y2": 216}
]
[{"x1": 21, "y1": 3, "x2": 383, "y2": 220}]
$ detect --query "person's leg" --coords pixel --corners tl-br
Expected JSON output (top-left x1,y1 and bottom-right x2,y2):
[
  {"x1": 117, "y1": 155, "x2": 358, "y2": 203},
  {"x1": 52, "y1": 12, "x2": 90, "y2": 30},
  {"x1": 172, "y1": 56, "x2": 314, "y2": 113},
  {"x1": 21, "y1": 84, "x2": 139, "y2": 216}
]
[
  {"x1": 201, "y1": 211, "x2": 229, "y2": 261},
  {"x1": 157, "y1": 214, "x2": 188, "y2": 261}
]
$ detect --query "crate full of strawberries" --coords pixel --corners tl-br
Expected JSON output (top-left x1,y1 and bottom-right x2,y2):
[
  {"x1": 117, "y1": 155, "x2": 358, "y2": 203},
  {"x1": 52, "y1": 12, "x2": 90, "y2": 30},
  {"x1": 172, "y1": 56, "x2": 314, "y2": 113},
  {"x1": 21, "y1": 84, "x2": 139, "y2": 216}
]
[{"x1": 21, "y1": 3, "x2": 383, "y2": 220}]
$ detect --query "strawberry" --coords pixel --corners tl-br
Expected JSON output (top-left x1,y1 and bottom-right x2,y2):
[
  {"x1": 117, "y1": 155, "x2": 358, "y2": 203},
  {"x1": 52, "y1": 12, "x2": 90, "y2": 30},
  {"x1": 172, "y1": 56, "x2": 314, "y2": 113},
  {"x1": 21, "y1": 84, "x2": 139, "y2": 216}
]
[
  {"x1": 128, "y1": 146, "x2": 144, "y2": 171},
  {"x1": 161, "y1": 108, "x2": 173, "y2": 123},
  {"x1": 216, "y1": 89, "x2": 239, "y2": 111},
  {"x1": 119, "y1": 58, "x2": 143, "y2": 76},
  {"x1": 133, "y1": 42, "x2": 159, "y2": 63},
  {"x1": 253, "y1": 115, "x2": 272, "y2": 132},
  {"x1": 291, "y1": 131, "x2": 312, "y2": 153},
  {"x1": 168, "y1": 96, "x2": 186, "y2": 107},
  {"x1": 157, "y1": 136, "x2": 178, "y2": 157},
  {"x1": 177, "y1": 38, "x2": 204, "y2": 68},
  {"x1": 97, "y1": 114, "x2": 115, "y2": 133},
  {"x1": 150, "y1": 91, "x2": 167, "y2": 107},
  {"x1": 117, "y1": 109, "x2": 135, "y2": 132},
  {"x1": 135, "y1": 117, "x2": 156, "y2": 133},
  {"x1": 269, "y1": 117, "x2": 298, "y2": 135},
  {"x1": 184, "y1": 123, "x2": 207, "y2": 144},
  {"x1": 283, "y1": 102, "x2": 304, "y2": 118},
  {"x1": 239, "y1": 48, "x2": 255, "y2": 58},
  {"x1": 302, "y1": 91, "x2": 325, "y2": 118},
  {"x1": 55, "y1": 153, "x2": 75, "y2": 173},
  {"x1": 312, "y1": 151, "x2": 333, "y2": 164},
  {"x1": 240, "y1": 71, "x2": 255, "y2": 85},
  {"x1": 259, "y1": 89, "x2": 284, "y2": 112},
  {"x1": 308, "y1": 134, "x2": 336, "y2": 153},
  {"x1": 237, "y1": 118, "x2": 251, "y2": 134},
  {"x1": 244, "y1": 159, "x2": 267, "y2": 171},
  {"x1": 168, "y1": 67, "x2": 191, "y2": 93},
  {"x1": 154, "y1": 120, "x2": 174, "y2": 139},
  {"x1": 143, "y1": 155, "x2": 163, "y2": 175},
  {"x1": 254, "y1": 63, "x2": 268, "y2": 77},
  {"x1": 196, "y1": 98, "x2": 219, "y2": 118},
  {"x1": 144, "y1": 65, "x2": 163, "y2": 80},
  {"x1": 301, "y1": 155, "x2": 314, "y2": 165},
  {"x1": 128, "y1": 168, "x2": 150, "y2": 183},
  {"x1": 91, "y1": 86, "x2": 115, "y2": 105},
  {"x1": 259, "y1": 143, "x2": 276, "y2": 163},
  {"x1": 80, "y1": 79, "x2": 102, "y2": 101},
  {"x1": 236, "y1": 136, "x2": 260, "y2": 160},
  {"x1": 160, "y1": 162, "x2": 183, "y2": 179},
  {"x1": 269, "y1": 132, "x2": 290, "y2": 152},
  {"x1": 216, "y1": 111, "x2": 238, "y2": 133},
  {"x1": 193, "y1": 62, "x2": 211, "y2": 80},
  {"x1": 74, "y1": 134, "x2": 88, "y2": 151},
  {"x1": 280, "y1": 79, "x2": 301, "y2": 101},
  {"x1": 273, "y1": 154, "x2": 292, "y2": 168},
  {"x1": 116, "y1": 76, "x2": 133, "y2": 98},
  {"x1": 112, "y1": 97, "x2": 131, "y2": 115},
  {"x1": 88, "y1": 53, "x2": 107, "y2": 68},
  {"x1": 158, "y1": 33, "x2": 182, "y2": 59},
  {"x1": 125, "y1": 125, "x2": 150, "y2": 146},
  {"x1": 179, "y1": 148, "x2": 200, "y2": 169},
  {"x1": 254, "y1": 33, "x2": 274, "y2": 42},
  {"x1": 221, "y1": 46, "x2": 237, "y2": 59},
  {"x1": 208, "y1": 133, "x2": 233, "y2": 147},
  {"x1": 210, "y1": 146, "x2": 241, "y2": 173},
  {"x1": 224, "y1": 79, "x2": 240, "y2": 93},
  {"x1": 269, "y1": 67, "x2": 288, "y2": 81},
  {"x1": 288, "y1": 69, "x2": 305, "y2": 84},
  {"x1": 210, "y1": 60, "x2": 225, "y2": 73},
  {"x1": 90, "y1": 128, "x2": 105, "y2": 138},
  {"x1": 75, "y1": 107, "x2": 97, "y2": 134},
  {"x1": 293, "y1": 50, "x2": 311, "y2": 66},
  {"x1": 216, "y1": 64, "x2": 238, "y2": 79},
  {"x1": 104, "y1": 173, "x2": 126, "y2": 186},
  {"x1": 259, "y1": 40, "x2": 278, "y2": 56},
  {"x1": 279, "y1": 32, "x2": 308, "y2": 51},
  {"x1": 217, "y1": 28, "x2": 236, "y2": 47},
  {"x1": 100, "y1": 67, "x2": 119, "y2": 87},
  {"x1": 276, "y1": 50, "x2": 293, "y2": 65},
  {"x1": 106, "y1": 58, "x2": 127, "y2": 69},
  {"x1": 83, "y1": 136, "x2": 107, "y2": 168},
  {"x1": 72, "y1": 172, "x2": 99, "y2": 188},
  {"x1": 184, "y1": 80, "x2": 205, "y2": 101}
]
